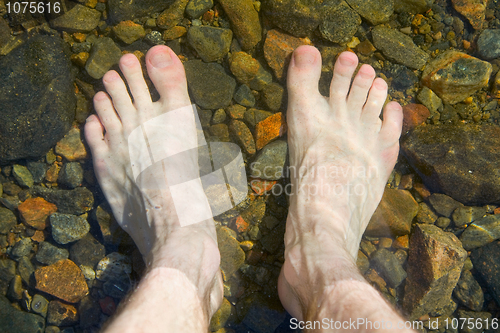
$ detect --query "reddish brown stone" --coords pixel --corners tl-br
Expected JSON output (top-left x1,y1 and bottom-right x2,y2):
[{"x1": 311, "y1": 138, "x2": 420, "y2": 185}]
[
  {"x1": 413, "y1": 183, "x2": 431, "y2": 200},
  {"x1": 35, "y1": 259, "x2": 89, "y2": 303},
  {"x1": 45, "y1": 164, "x2": 61, "y2": 182},
  {"x1": 393, "y1": 235, "x2": 409, "y2": 250},
  {"x1": 250, "y1": 179, "x2": 277, "y2": 196},
  {"x1": 99, "y1": 296, "x2": 116, "y2": 316},
  {"x1": 18, "y1": 197, "x2": 57, "y2": 230},
  {"x1": 264, "y1": 29, "x2": 311, "y2": 81},
  {"x1": 55, "y1": 128, "x2": 88, "y2": 161},
  {"x1": 255, "y1": 112, "x2": 285, "y2": 150},
  {"x1": 235, "y1": 216, "x2": 250, "y2": 233},
  {"x1": 31, "y1": 230, "x2": 46, "y2": 243},
  {"x1": 47, "y1": 300, "x2": 79, "y2": 326},
  {"x1": 451, "y1": 0, "x2": 487, "y2": 30},
  {"x1": 402, "y1": 104, "x2": 430, "y2": 134}
]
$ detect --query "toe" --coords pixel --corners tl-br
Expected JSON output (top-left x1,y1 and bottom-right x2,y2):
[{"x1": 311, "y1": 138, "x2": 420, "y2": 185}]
[
  {"x1": 379, "y1": 101, "x2": 403, "y2": 145},
  {"x1": 360, "y1": 78, "x2": 388, "y2": 124},
  {"x1": 287, "y1": 45, "x2": 322, "y2": 105},
  {"x1": 84, "y1": 114, "x2": 107, "y2": 155},
  {"x1": 347, "y1": 64, "x2": 376, "y2": 117},
  {"x1": 145, "y1": 45, "x2": 191, "y2": 110},
  {"x1": 329, "y1": 51, "x2": 358, "y2": 103},
  {"x1": 102, "y1": 70, "x2": 135, "y2": 120},
  {"x1": 119, "y1": 53, "x2": 152, "y2": 109},
  {"x1": 92, "y1": 91, "x2": 122, "y2": 135}
]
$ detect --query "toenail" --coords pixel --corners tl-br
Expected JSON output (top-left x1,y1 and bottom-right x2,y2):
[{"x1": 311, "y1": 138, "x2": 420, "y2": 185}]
[
  {"x1": 293, "y1": 51, "x2": 315, "y2": 69},
  {"x1": 358, "y1": 66, "x2": 373, "y2": 79},
  {"x1": 151, "y1": 51, "x2": 172, "y2": 68},
  {"x1": 374, "y1": 79, "x2": 387, "y2": 90},
  {"x1": 339, "y1": 54, "x2": 355, "y2": 66}
]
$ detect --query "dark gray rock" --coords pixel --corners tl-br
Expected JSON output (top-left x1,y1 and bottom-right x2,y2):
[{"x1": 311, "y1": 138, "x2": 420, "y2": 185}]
[
  {"x1": 30, "y1": 186, "x2": 94, "y2": 215},
  {"x1": 239, "y1": 293, "x2": 286, "y2": 333},
  {"x1": 346, "y1": 0, "x2": 393, "y2": 25},
  {"x1": 49, "y1": 213, "x2": 90, "y2": 245},
  {"x1": 249, "y1": 64, "x2": 273, "y2": 91},
  {"x1": 0, "y1": 207, "x2": 17, "y2": 234},
  {"x1": 250, "y1": 140, "x2": 288, "y2": 180},
  {"x1": 370, "y1": 248, "x2": 407, "y2": 288},
  {"x1": 477, "y1": 29, "x2": 500, "y2": 60},
  {"x1": 187, "y1": 26, "x2": 232, "y2": 62},
  {"x1": 11, "y1": 238, "x2": 33, "y2": 259},
  {"x1": 107, "y1": 0, "x2": 175, "y2": 23},
  {"x1": 79, "y1": 296, "x2": 101, "y2": 328},
  {"x1": 428, "y1": 193, "x2": 463, "y2": 217},
  {"x1": 0, "y1": 295, "x2": 45, "y2": 333},
  {"x1": 103, "y1": 273, "x2": 131, "y2": 298},
  {"x1": 85, "y1": 37, "x2": 122, "y2": 80},
  {"x1": 70, "y1": 234, "x2": 105, "y2": 268},
  {"x1": 261, "y1": 82, "x2": 284, "y2": 112},
  {"x1": 471, "y1": 241, "x2": 500, "y2": 306},
  {"x1": 72, "y1": 42, "x2": 92, "y2": 54},
  {"x1": 260, "y1": 221, "x2": 285, "y2": 254},
  {"x1": 0, "y1": 35, "x2": 75, "y2": 163},
  {"x1": 234, "y1": 84, "x2": 255, "y2": 107},
  {"x1": 17, "y1": 256, "x2": 34, "y2": 285},
  {"x1": 58, "y1": 162, "x2": 83, "y2": 189},
  {"x1": 50, "y1": 4, "x2": 101, "y2": 32},
  {"x1": 0, "y1": 259, "x2": 16, "y2": 283},
  {"x1": 453, "y1": 270, "x2": 484, "y2": 311},
  {"x1": 320, "y1": 2, "x2": 361, "y2": 44},
  {"x1": 36, "y1": 242, "x2": 69, "y2": 265},
  {"x1": 27, "y1": 162, "x2": 48, "y2": 184},
  {"x1": 185, "y1": 60, "x2": 236, "y2": 109},
  {"x1": 460, "y1": 214, "x2": 500, "y2": 250},
  {"x1": 185, "y1": 0, "x2": 213, "y2": 18},
  {"x1": 401, "y1": 124, "x2": 500, "y2": 205},
  {"x1": 455, "y1": 310, "x2": 491, "y2": 333},
  {"x1": 372, "y1": 26, "x2": 429, "y2": 70}
]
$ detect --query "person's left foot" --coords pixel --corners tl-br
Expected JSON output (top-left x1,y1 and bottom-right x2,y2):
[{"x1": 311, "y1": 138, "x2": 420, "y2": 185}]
[{"x1": 84, "y1": 45, "x2": 223, "y2": 317}]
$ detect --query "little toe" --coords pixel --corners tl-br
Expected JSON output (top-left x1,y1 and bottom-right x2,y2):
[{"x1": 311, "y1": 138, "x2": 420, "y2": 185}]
[
  {"x1": 287, "y1": 45, "x2": 322, "y2": 106},
  {"x1": 119, "y1": 53, "x2": 152, "y2": 109},
  {"x1": 379, "y1": 101, "x2": 403, "y2": 145},
  {"x1": 84, "y1": 114, "x2": 107, "y2": 155},
  {"x1": 102, "y1": 70, "x2": 135, "y2": 120},
  {"x1": 145, "y1": 45, "x2": 191, "y2": 110},
  {"x1": 361, "y1": 78, "x2": 388, "y2": 124},
  {"x1": 92, "y1": 91, "x2": 122, "y2": 135},
  {"x1": 346, "y1": 64, "x2": 376, "y2": 116},
  {"x1": 329, "y1": 51, "x2": 359, "y2": 104}
]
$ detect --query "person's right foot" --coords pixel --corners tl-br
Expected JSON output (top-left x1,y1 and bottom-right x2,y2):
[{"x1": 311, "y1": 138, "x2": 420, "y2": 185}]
[{"x1": 278, "y1": 46, "x2": 403, "y2": 319}]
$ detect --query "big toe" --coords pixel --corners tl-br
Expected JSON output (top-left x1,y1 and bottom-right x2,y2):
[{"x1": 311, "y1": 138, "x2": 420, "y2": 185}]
[
  {"x1": 146, "y1": 45, "x2": 191, "y2": 110},
  {"x1": 287, "y1": 45, "x2": 322, "y2": 106}
]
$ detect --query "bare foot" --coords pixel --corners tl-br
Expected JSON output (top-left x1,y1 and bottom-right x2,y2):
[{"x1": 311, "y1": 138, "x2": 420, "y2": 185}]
[
  {"x1": 84, "y1": 45, "x2": 222, "y2": 317},
  {"x1": 278, "y1": 46, "x2": 403, "y2": 319}
]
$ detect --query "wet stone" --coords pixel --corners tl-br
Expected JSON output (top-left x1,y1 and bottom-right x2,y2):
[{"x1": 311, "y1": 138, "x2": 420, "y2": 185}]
[
  {"x1": 230, "y1": 51, "x2": 259, "y2": 84},
  {"x1": 428, "y1": 193, "x2": 463, "y2": 217},
  {"x1": 103, "y1": 273, "x2": 131, "y2": 299},
  {"x1": 7, "y1": 275, "x2": 23, "y2": 301},
  {"x1": 210, "y1": 124, "x2": 230, "y2": 142},
  {"x1": 435, "y1": 217, "x2": 451, "y2": 228},
  {"x1": 70, "y1": 234, "x2": 105, "y2": 268},
  {"x1": 416, "y1": 202, "x2": 438, "y2": 224},
  {"x1": 477, "y1": 29, "x2": 500, "y2": 60},
  {"x1": 366, "y1": 188, "x2": 419, "y2": 237},
  {"x1": 453, "y1": 270, "x2": 484, "y2": 311},
  {"x1": 452, "y1": 206, "x2": 487, "y2": 228},
  {"x1": 58, "y1": 162, "x2": 83, "y2": 189},
  {"x1": 217, "y1": 226, "x2": 245, "y2": 279},
  {"x1": 451, "y1": 0, "x2": 487, "y2": 30},
  {"x1": 417, "y1": 86, "x2": 443, "y2": 118},
  {"x1": 372, "y1": 26, "x2": 429, "y2": 70},
  {"x1": 107, "y1": 0, "x2": 176, "y2": 23},
  {"x1": 27, "y1": 162, "x2": 47, "y2": 184},
  {"x1": 255, "y1": 112, "x2": 283, "y2": 150},
  {"x1": 31, "y1": 186, "x2": 94, "y2": 215},
  {"x1": 163, "y1": 26, "x2": 187, "y2": 40},
  {"x1": 12, "y1": 165, "x2": 34, "y2": 188},
  {"x1": 394, "y1": 0, "x2": 433, "y2": 13},
  {"x1": 157, "y1": 0, "x2": 189, "y2": 30},
  {"x1": 217, "y1": 0, "x2": 261, "y2": 50},
  {"x1": 185, "y1": 60, "x2": 236, "y2": 109},
  {"x1": 226, "y1": 104, "x2": 246, "y2": 120},
  {"x1": 0, "y1": 35, "x2": 75, "y2": 163},
  {"x1": 50, "y1": 4, "x2": 101, "y2": 32},
  {"x1": 11, "y1": 238, "x2": 33, "y2": 259},
  {"x1": 85, "y1": 37, "x2": 122, "y2": 80},
  {"x1": 18, "y1": 256, "x2": 34, "y2": 284},
  {"x1": 187, "y1": 26, "x2": 232, "y2": 62},
  {"x1": 18, "y1": 197, "x2": 57, "y2": 230},
  {"x1": 234, "y1": 84, "x2": 255, "y2": 107},
  {"x1": 186, "y1": 0, "x2": 213, "y2": 18},
  {"x1": 262, "y1": 82, "x2": 284, "y2": 112},
  {"x1": 244, "y1": 109, "x2": 273, "y2": 129},
  {"x1": 35, "y1": 259, "x2": 89, "y2": 303},
  {"x1": 470, "y1": 241, "x2": 500, "y2": 305},
  {"x1": 145, "y1": 31, "x2": 164, "y2": 45},
  {"x1": 209, "y1": 297, "x2": 232, "y2": 331},
  {"x1": 0, "y1": 207, "x2": 17, "y2": 234},
  {"x1": 95, "y1": 252, "x2": 132, "y2": 282},
  {"x1": 36, "y1": 242, "x2": 69, "y2": 265},
  {"x1": 31, "y1": 294, "x2": 49, "y2": 317},
  {"x1": 78, "y1": 296, "x2": 100, "y2": 328},
  {"x1": 0, "y1": 295, "x2": 45, "y2": 333},
  {"x1": 357, "y1": 251, "x2": 370, "y2": 274},
  {"x1": 47, "y1": 300, "x2": 78, "y2": 326},
  {"x1": 0, "y1": 258, "x2": 16, "y2": 283},
  {"x1": 249, "y1": 64, "x2": 273, "y2": 91},
  {"x1": 50, "y1": 213, "x2": 90, "y2": 245},
  {"x1": 320, "y1": 2, "x2": 361, "y2": 44},
  {"x1": 250, "y1": 140, "x2": 288, "y2": 180},
  {"x1": 460, "y1": 214, "x2": 500, "y2": 250},
  {"x1": 402, "y1": 103, "x2": 430, "y2": 134},
  {"x1": 346, "y1": 0, "x2": 393, "y2": 25},
  {"x1": 456, "y1": 310, "x2": 491, "y2": 333},
  {"x1": 229, "y1": 120, "x2": 256, "y2": 155},
  {"x1": 211, "y1": 109, "x2": 226, "y2": 124},
  {"x1": 113, "y1": 20, "x2": 146, "y2": 44},
  {"x1": 238, "y1": 293, "x2": 286, "y2": 333},
  {"x1": 421, "y1": 50, "x2": 492, "y2": 104}
]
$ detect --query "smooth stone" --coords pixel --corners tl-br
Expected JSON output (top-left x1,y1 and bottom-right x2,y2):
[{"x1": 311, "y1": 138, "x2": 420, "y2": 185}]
[
  {"x1": 372, "y1": 26, "x2": 429, "y2": 70},
  {"x1": 477, "y1": 29, "x2": 500, "y2": 60},
  {"x1": 452, "y1": 206, "x2": 487, "y2": 228},
  {"x1": 103, "y1": 273, "x2": 131, "y2": 298},
  {"x1": 187, "y1": 26, "x2": 232, "y2": 62},
  {"x1": 460, "y1": 214, "x2": 500, "y2": 250},
  {"x1": 0, "y1": 207, "x2": 17, "y2": 234},
  {"x1": 234, "y1": 84, "x2": 255, "y2": 107},
  {"x1": 57, "y1": 162, "x2": 83, "y2": 189},
  {"x1": 451, "y1": 0, "x2": 487, "y2": 30},
  {"x1": 456, "y1": 310, "x2": 492, "y2": 333},
  {"x1": 217, "y1": 226, "x2": 245, "y2": 279},
  {"x1": 47, "y1": 301, "x2": 78, "y2": 326},
  {"x1": 50, "y1": 213, "x2": 90, "y2": 245},
  {"x1": 401, "y1": 124, "x2": 500, "y2": 205},
  {"x1": 249, "y1": 63, "x2": 273, "y2": 91},
  {"x1": 0, "y1": 258, "x2": 16, "y2": 283},
  {"x1": 238, "y1": 293, "x2": 286, "y2": 333},
  {"x1": 185, "y1": 60, "x2": 236, "y2": 109},
  {"x1": 470, "y1": 241, "x2": 500, "y2": 305},
  {"x1": 31, "y1": 294, "x2": 49, "y2": 317},
  {"x1": 403, "y1": 224, "x2": 466, "y2": 320},
  {"x1": 107, "y1": 0, "x2": 175, "y2": 23},
  {"x1": 85, "y1": 37, "x2": 122, "y2": 80},
  {"x1": 27, "y1": 162, "x2": 48, "y2": 184},
  {"x1": 156, "y1": 0, "x2": 189, "y2": 30},
  {"x1": 0, "y1": 295, "x2": 45, "y2": 333},
  {"x1": 17, "y1": 256, "x2": 34, "y2": 285},
  {"x1": 112, "y1": 20, "x2": 146, "y2": 44},
  {"x1": 370, "y1": 248, "x2": 407, "y2": 288},
  {"x1": 95, "y1": 252, "x2": 132, "y2": 282},
  {"x1": 70, "y1": 234, "x2": 105, "y2": 268},
  {"x1": 249, "y1": 140, "x2": 288, "y2": 180},
  {"x1": 261, "y1": 82, "x2": 284, "y2": 112},
  {"x1": 36, "y1": 242, "x2": 69, "y2": 265},
  {"x1": 417, "y1": 86, "x2": 443, "y2": 118},
  {"x1": 453, "y1": 270, "x2": 484, "y2": 311},
  {"x1": 428, "y1": 193, "x2": 463, "y2": 217},
  {"x1": 11, "y1": 238, "x2": 33, "y2": 259},
  {"x1": 421, "y1": 50, "x2": 492, "y2": 104},
  {"x1": 12, "y1": 165, "x2": 34, "y2": 188},
  {"x1": 217, "y1": 0, "x2": 261, "y2": 50},
  {"x1": 185, "y1": 0, "x2": 213, "y2": 18},
  {"x1": 346, "y1": 0, "x2": 393, "y2": 25},
  {"x1": 320, "y1": 1, "x2": 361, "y2": 44},
  {"x1": 0, "y1": 35, "x2": 75, "y2": 163},
  {"x1": 50, "y1": 4, "x2": 101, "y2": 32},
  {"x1": 394, "y1": 0, "x2": 434, "y2": 13},
  {"x1": 30, "y1": 186, "x2": 94, "y2": 215},
  {"x1": 416, "y1": 202, "x2": 438, "y2": 224},
  {"x1": 229, "y1": 120, "x2": 256, "y2": 155}
]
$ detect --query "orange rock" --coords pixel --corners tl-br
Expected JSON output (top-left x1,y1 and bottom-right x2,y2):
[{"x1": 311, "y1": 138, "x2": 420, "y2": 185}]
[
  {"x1": 162, "y1": 26, "x2": 187, "y2": 41},
  {"x1": 413, "y1": 183, "x2": 431, "y2": 200},
  {"x1": 255, "y1": 112, "x2": 285, "y2": 150},
  {"x1": 393, "y1": 235, "x2": 409, "y2": 250},
  {"x1": 402, "y1": 104, "x2": 430, "y2": 134},
  {"x1": 47, "y1": 300, "x2": 79, "y2": 326},
  {"x1": 31, "y1": 230, "x2": 45, "y2": 243},
  {"x1": 45, "y1": 164, "x2": 61, "y2": 182},
  {"x1": 264, "y1": 29, "x2": 311, "y2": 81},
  {"x1": 73, "y1": 32, "x2": 86, "y2": 43},
  {"x1": 365, "y1": 268, "x2": 387, "y2": 291},
  {"x1": 235, "y1": 216, "x2": 250, "y2": 233},
  {"x1": 250, "y1": 179, "x2": 277, "y2": 195},
  {"x1": 398, "y1": 174, "x2": 414, "y2": 190},
  {"x1": 55, "y1": 128, "x2": 87, "y2": 161},
  {"x1": 451, "y1": 0, "x2": 487, "y2": 30},
  {"x1": 494, "y1": 207, "x2": 500, "y2": 214},
  {"x1": 35, "y1": 259, "x2": 89, "y2": 303},
  {"x1": 18, "y1": 197, "x2": 57, "y2": 230}
]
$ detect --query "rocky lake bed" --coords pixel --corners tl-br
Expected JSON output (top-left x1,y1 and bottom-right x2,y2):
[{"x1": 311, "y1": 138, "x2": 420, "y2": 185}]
[{"x1": 0, "y1": 0, "x2": 500, "y2": 332}]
